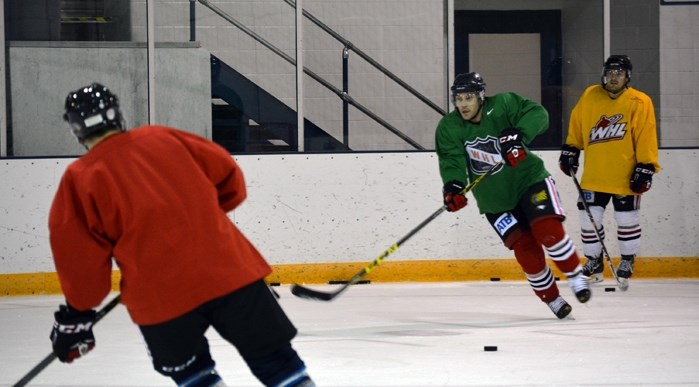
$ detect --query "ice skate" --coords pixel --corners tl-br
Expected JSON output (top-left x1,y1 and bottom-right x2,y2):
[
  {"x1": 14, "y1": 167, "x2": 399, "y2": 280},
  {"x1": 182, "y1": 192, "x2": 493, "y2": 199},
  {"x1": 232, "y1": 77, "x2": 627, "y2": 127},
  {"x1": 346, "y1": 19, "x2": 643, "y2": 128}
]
[
  {"x1": 616, "y1": 255, "x2": 635, "y2": 290},
  {"x1": 582, "y1": 255, "x2": 604, "y2": 283},
  {"x1": 548, "y1": 296, "x2": 572, "y2": 319},
  {"x1": 567, "y1": 269, "x2": 591, "y2": 303}
]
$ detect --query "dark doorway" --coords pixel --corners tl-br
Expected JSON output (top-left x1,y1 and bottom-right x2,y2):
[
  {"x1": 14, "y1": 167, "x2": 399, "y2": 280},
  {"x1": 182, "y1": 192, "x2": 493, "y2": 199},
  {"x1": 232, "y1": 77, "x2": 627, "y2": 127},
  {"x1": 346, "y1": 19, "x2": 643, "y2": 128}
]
[{"x1": 455, "y1": 10, "x2": 563, "y2": 149}]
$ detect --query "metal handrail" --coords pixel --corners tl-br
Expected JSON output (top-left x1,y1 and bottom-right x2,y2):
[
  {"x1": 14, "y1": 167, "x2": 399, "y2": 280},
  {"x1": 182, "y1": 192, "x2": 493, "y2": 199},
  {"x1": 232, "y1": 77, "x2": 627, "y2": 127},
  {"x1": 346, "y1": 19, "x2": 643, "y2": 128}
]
[
  {"x1": 197, "y1": 0, "x2": 425, "y2": 150},
  {"x1": 282, "y1": 0, "x2": 446, "y2": 117}
]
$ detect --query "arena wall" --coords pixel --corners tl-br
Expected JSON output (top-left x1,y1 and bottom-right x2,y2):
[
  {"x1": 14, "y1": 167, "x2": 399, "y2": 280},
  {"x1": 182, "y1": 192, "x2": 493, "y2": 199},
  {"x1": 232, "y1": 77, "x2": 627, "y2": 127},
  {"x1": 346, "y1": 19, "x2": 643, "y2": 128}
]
[{"x1": 1, "y1": 149, "x2": 697, "y2": 295}]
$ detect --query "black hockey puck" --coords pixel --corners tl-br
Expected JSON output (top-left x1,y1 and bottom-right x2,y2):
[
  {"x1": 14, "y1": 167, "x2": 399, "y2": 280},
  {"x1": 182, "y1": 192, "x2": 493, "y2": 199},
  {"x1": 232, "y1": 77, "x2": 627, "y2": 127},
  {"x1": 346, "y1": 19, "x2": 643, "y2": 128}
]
[
  {"x1": 490, "y1": 277, "x2": 500, "y2": 282},
  {"x1": 484, "y1": 346, "x2": 498, "y2": 351},
  {"x1": 605, "y1": 287, "x2": 616, "y2": 292}
]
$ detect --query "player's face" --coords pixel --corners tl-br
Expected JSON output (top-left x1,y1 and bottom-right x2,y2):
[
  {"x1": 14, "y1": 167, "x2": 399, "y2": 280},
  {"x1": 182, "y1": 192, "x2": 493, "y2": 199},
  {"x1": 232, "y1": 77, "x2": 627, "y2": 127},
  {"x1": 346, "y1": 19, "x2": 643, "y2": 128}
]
[
  {"x1": 453, "y1": 93, "x2": 481, "y2": 121},
  {"x1": 604, "y1": 69, "x2": 628, "y2": 93}
]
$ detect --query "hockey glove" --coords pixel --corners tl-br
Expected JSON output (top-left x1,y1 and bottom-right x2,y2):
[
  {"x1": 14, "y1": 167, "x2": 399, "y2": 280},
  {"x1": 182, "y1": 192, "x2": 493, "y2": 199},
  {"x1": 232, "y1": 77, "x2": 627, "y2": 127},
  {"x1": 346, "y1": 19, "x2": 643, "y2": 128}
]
[
  {"x1": 559, "y1": 144, "x2": 581, "y2": 176},
  {"x1": 630, "y1": 163, "x2": 655, "y2": 193},
  {"x1": 50, "y1": 304, "x2": 97, "y2": 363},
  {"x1": 498, "y1": 128, "x2": 526, "y2": 167},
  {"x1": 443, "y1": 180, "x2": 468, "y2": 212}
]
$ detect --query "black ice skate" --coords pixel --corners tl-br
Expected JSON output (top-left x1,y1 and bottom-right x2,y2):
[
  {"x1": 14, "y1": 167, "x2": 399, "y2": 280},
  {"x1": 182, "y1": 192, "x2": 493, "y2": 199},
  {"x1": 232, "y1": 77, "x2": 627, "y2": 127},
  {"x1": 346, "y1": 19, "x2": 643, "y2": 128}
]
[
  {"x1": 567, "y1": 269, "x2": 591, "y2": 303},
  {"x1": 582, "y1": 255, "x2": 604, "y2": 283},
  {"x1": 616, "y1": 255, "x2": 635, "y2": 290},
  {"x1": 548, "y1": 296, "x2": 572, "y2": 319}
]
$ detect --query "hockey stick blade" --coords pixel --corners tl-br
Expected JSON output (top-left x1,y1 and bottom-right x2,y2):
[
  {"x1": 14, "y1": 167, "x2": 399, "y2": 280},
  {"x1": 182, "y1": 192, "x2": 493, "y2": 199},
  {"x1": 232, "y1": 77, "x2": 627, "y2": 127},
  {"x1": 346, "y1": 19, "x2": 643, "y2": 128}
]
[
  {"x1": 291, "y1": 283, "x2": 344, "y2": 301},
  {"x1": 13, "y1": 294, "x2": 122, "y2": 387},
  {"x1": 570, "y1": 170, "x2": 628, "y2": 292},
  {"x1": 291, "y1": 161, "x2": 504, "y2": 302}
]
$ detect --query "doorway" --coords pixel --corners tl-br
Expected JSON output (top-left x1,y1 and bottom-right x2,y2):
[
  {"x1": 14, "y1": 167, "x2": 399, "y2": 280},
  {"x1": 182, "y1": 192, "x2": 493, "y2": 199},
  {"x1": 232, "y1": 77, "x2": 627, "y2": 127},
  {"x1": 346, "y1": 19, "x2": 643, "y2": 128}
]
[{"x1": 455, "y1": 10, "x2": 563, "y2": 148}]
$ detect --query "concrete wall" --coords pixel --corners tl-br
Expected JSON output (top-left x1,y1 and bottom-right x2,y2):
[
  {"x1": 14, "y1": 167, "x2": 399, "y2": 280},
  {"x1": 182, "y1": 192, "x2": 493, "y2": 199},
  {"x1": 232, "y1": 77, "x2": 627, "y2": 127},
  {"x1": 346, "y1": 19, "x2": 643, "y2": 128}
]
[
  {"x1": 658, "y1": 4, "x2": 699, "y2": 148},
  {"x1": 1, "y1": 150, "x2": 697, "y2": 275},
  {"x1": 8, "y1": 42, "x2": 212, "y2": 156}
]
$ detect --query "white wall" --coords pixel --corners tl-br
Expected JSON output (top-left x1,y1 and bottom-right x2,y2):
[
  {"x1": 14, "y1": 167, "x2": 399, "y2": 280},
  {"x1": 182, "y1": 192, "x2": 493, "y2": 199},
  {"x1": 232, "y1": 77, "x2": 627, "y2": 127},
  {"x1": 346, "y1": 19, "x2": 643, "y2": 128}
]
[{"x1": 1, "y1": 150, "x2": 697, "y2": 274}]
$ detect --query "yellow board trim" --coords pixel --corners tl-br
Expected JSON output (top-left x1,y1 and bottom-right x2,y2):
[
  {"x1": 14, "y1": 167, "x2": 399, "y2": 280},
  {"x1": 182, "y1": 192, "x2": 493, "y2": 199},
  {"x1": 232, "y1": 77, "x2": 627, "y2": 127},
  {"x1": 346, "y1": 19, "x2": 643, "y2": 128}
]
[{"x1": 2, "y1": 257, "x2": 698, "y2": 296}]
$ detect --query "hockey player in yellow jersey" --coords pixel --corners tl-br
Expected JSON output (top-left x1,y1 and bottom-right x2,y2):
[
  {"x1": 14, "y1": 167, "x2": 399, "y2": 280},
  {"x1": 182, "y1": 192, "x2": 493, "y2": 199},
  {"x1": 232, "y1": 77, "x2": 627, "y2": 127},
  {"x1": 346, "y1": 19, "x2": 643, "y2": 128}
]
[{"x1": 559, "y1": 55, "x2": 660, "y2": 289}]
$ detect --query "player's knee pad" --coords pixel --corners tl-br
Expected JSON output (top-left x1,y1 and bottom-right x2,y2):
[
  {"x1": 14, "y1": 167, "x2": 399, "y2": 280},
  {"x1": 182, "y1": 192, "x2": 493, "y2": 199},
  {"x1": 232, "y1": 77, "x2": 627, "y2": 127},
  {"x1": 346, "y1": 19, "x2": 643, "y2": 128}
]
[
  {"x1": 154, "y1": 350, "x2": 223, "y2": 387},
  {"x1": 614, "y1": 209, "x2": 640, "y2": 227},
  {"x1": 244, "y1": 343, "x2": 313, "y2": 387},
  {"x1": 578, "y1": 205, "x2": 604, "y2": 230},
  {"x1": 511, "y1": 231, "x2": 546, "y2": 274},
  {"x1": 530, "y1": 217, "x2": 577, "y2": 269}
]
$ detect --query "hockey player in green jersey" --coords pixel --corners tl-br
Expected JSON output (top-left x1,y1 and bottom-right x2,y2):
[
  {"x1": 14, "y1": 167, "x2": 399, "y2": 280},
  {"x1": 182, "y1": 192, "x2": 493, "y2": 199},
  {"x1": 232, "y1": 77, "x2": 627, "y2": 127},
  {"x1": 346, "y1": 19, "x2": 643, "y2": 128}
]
[{"x1": 435, "y1": 72, "x2": 590, "y2": 319}]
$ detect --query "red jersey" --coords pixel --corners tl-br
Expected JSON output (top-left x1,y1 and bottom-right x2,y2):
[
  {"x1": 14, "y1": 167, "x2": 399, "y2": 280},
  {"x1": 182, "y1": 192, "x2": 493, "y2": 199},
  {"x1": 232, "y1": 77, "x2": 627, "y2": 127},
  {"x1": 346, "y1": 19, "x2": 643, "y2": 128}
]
[{"x1": 49, "y1": 126, "x2": 271, "y2": 325}]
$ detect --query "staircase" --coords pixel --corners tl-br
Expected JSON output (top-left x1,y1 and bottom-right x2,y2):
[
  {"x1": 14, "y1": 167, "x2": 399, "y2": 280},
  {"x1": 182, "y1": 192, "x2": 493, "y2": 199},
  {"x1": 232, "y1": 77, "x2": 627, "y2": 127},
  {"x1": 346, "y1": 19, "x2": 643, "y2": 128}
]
[{"x1": 211, "y1": 55, "x2": 349, "y2": 153}]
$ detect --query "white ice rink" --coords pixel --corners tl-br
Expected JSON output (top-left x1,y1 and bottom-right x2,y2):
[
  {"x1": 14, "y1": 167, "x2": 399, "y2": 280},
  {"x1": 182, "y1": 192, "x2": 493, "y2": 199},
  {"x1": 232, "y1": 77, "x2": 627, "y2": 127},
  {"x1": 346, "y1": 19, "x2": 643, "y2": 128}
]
[{"x1": 1, "y1": 280, "x2": 698, "y2": 386}]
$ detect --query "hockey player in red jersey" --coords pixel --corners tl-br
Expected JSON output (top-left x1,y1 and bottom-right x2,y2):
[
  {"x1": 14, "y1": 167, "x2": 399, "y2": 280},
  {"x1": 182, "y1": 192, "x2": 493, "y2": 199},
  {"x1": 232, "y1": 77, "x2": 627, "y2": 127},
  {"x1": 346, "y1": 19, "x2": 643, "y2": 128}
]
[
  {"x1": 560, "y1": 55, "x2": 660, "y2": 289},
  {"x1": 49, "y1": 83, "x2": 315, "y2": 386}
]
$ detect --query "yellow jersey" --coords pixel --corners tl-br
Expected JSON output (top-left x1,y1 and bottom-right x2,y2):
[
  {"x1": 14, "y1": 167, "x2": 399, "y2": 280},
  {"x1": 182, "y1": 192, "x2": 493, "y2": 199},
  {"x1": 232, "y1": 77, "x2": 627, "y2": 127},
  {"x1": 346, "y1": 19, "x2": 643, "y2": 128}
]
[{"x1": 566, "y1": 85, "x2": 660, "y2": 195}]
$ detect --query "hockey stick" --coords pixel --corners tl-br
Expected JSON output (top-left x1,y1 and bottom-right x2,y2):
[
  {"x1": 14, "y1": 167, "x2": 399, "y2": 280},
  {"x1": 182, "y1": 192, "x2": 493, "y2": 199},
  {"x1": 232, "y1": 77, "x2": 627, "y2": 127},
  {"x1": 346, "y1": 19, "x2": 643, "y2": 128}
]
[
  {"x1": 291, "y1": 161, "x2": 504, "y2": 301},
  {"x1": 13, "y1": 294, "x2": 122, "y2": 387},
  {"x1": 569, "y1": 171, "x2": 628, "y2": 291}
]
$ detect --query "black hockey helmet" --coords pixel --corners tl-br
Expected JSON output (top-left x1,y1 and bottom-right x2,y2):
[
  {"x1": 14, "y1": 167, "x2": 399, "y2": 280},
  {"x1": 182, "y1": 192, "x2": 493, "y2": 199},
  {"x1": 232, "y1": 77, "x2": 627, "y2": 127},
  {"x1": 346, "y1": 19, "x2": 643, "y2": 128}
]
[
  {"x1": 451, "y1": 72, "x2": 486, "y2": 102},
  {"x1": 63, "y1": 83, "x2": 124, "y2": 143},
  {"x1": 601, "y1": 55, "x2": 632, "y2": 85}
]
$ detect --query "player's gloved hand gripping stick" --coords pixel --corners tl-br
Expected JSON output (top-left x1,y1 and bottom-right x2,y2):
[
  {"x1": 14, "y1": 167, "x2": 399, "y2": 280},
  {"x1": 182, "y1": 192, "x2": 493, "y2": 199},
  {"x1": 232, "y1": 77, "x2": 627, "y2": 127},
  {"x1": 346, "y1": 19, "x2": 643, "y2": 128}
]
[
  {"x1": 569, "y1": 169, "x2": 629, "y2": 291},
  {"x1": 13, "y1": 294, "x2": 122, "y2": 387},
  {"x1": 291, "y1": 161, "x2": 504, "y2": 301}
]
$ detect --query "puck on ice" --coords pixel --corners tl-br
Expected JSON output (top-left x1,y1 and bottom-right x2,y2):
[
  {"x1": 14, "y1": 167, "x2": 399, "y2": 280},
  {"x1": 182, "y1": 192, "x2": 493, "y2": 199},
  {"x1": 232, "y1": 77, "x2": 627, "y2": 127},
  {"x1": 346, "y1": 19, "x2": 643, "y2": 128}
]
[
  {"x1": 605, "y1": 287, "x2": 616, "y2": 292},
  {"x1": 484, "y1": 346, "x2": 498, "y2": 351}
]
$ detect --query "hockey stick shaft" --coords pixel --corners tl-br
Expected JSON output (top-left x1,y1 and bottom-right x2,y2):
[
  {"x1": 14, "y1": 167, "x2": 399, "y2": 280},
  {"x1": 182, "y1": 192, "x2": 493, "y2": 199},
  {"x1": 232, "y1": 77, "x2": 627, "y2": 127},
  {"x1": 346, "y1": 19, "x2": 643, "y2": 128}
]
[
  {"x1": 13, "y1": 294, "x2": 122, "y2": 387},
  {"x1": 570, "y1": 171, "x2": 627, "y2": 291},
  {"x1": 291, "y1": 161, "x2": 503, "y2": 301}
]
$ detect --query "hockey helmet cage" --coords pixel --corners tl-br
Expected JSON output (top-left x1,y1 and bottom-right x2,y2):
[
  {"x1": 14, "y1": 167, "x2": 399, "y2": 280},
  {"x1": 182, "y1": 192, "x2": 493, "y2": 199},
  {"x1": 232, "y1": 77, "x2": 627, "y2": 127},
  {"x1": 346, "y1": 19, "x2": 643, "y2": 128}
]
[
  {"x1": 451, "y1": 72, "x2": 486, "y2": 102},
  {"x1": 63, "y1": 83, "x2": 124, "y2": 143},
  {"x1": 601, "y1": 55, "x2": 632, "y2": 85}
]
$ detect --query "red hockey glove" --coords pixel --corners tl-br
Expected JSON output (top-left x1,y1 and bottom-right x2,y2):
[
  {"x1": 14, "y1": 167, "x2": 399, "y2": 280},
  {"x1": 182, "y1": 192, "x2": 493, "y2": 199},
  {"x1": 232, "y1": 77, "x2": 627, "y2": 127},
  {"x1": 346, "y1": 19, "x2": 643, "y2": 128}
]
[
  {"x1": 50, "y1": 304, "x2": 96, "y2": 363},
  {"x1": 498, "y1": 128, "x2": 527, "y2": 167},
  {"x1": 443, "y1": 180, "x2": 468, "y2": 212},
  {"x1": 630, "y1": 163, "x2": 655, "y2": 193},
  {"x1": 559, "y1": 144, "x2": 581, "y2": 176}
]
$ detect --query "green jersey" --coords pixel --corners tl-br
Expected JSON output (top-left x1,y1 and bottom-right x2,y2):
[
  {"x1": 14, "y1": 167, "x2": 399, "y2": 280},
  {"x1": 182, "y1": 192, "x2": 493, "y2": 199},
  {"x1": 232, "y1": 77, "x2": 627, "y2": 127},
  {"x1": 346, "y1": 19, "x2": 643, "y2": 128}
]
[{"x1": 435, "y1": 92, "x2": 551, "y2": 214}]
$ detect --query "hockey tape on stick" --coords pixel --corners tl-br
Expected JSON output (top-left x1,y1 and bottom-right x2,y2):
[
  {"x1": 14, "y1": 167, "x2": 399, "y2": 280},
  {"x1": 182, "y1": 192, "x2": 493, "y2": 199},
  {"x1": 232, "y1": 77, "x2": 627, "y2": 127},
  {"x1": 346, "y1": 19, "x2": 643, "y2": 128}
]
[
  {"x1": 570, "y1": 170, "x2": 628, "y2": 291},
  {"x1": 291, "y1": 161, "x2": 504, "y2": 301},
  {"x1": 13, "y1": 294, "x2": 122, "y2": 387}
]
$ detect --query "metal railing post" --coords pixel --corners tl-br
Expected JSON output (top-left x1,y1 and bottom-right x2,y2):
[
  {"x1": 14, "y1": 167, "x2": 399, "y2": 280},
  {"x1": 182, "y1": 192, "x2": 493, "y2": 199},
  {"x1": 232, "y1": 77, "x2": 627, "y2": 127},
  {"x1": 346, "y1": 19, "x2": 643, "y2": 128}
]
[
  {"x1": 342, "y1": 47, "x2": 349, "y2": 147},
  {"x1": 190, "y1": 0, "x2": 196, "y2": 42}
]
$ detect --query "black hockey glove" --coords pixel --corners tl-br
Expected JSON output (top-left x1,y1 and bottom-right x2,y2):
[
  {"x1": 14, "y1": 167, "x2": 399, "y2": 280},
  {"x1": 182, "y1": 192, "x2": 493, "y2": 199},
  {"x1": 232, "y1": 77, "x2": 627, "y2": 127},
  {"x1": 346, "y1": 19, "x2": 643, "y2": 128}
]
[
  {"x1": 498, "y1": 128, "x2": 526, "y2": 168},
  {"x1": 443, "y1": 180, "x2": 468, "y2": 212},
  {"x1": 50, "y1": 304, "x2": 97, "y2": 363},
  {"x1": 630, "y1": 163, "x2": 655, "y2": 193},
  {"x1": 559, "y1": 144, "x2": 581, "y2": 176}
]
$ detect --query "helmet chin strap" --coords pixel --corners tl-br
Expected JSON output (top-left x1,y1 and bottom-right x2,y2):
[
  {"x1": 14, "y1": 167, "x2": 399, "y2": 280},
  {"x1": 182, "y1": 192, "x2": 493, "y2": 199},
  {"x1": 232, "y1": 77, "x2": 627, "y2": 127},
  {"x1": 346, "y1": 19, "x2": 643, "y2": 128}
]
[{"x1": 468, "y1": 101, "x2": 485, "y2": 123}]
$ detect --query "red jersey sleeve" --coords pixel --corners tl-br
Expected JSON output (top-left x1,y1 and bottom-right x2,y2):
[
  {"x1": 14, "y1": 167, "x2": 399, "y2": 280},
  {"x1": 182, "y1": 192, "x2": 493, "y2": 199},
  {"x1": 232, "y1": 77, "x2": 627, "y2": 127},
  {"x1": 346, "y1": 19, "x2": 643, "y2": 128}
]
[{"x1": 168, "y1": 128, "x2": 246, "y2": 212}]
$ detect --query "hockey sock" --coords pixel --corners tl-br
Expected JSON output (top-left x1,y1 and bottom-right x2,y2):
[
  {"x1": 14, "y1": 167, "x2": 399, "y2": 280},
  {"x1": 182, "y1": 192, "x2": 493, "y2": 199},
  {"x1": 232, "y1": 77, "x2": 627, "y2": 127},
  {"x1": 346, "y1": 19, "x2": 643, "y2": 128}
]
[
  {"x1": 170, "y1": 354, "x2": 223, "y2": 387},
  {"x1": 511, "y1": 231, "x2": 546, "y2": 273},
  {"x1": 578, "y1": 206, "x2": 605, "y2": 257},
  {"x1": 531, "y1": 217, "x2": 580, "y2": 273},
  {"x1": 511, "y1": 232, "x2": 559, "y2": 302},
  {"x1": 527, "y1": 266, "x2": 560, "y2": 303},
  {"x1": 614, "y1": 209, "x2": 641, "y2": 256},
  {"x1": 244, "y1": 343, "x2": 313, "y2": 387}
]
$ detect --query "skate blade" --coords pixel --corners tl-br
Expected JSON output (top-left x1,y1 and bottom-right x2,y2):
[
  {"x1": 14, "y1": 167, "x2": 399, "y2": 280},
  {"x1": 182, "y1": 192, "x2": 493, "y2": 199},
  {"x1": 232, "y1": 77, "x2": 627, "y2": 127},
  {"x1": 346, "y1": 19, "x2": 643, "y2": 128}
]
[
  {"x1": 589, "y1": 274, "x2": 604, "y2": 284},
  {"x1": 618, "y1": 278, "x2": 629, "y2": 291}
]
